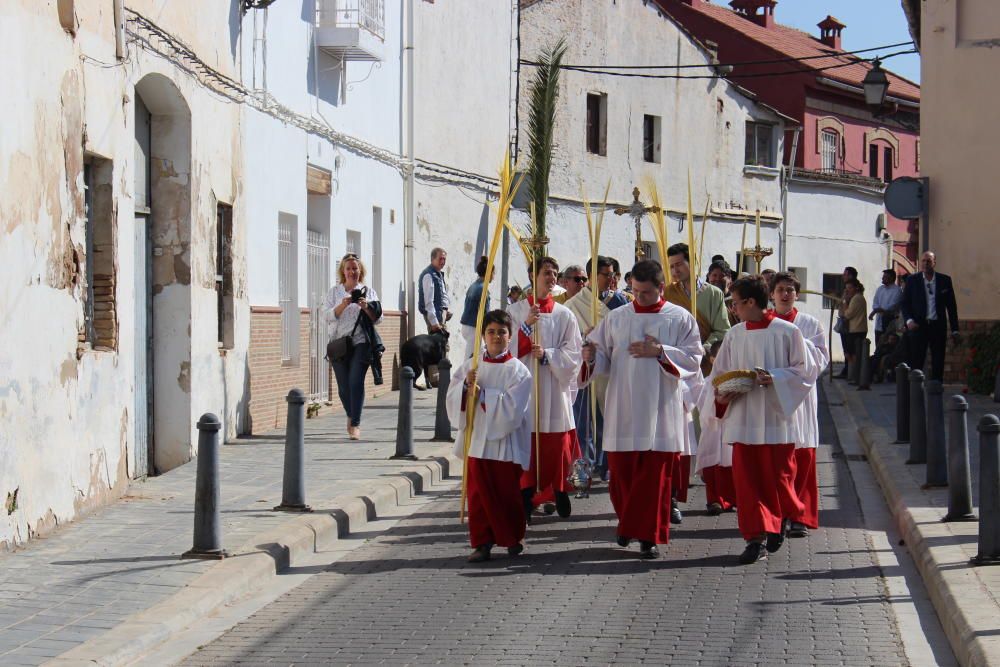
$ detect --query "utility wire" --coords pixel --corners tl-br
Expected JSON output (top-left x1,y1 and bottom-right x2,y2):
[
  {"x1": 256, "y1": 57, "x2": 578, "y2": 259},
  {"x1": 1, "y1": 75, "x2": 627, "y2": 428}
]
[{"x1": 521, "y1": 40, "x2": 914, "y2": 70}]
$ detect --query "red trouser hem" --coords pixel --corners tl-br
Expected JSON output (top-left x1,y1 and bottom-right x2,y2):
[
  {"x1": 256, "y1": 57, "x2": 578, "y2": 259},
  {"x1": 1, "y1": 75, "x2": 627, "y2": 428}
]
[
  {"x1": 606, "y1": 451, "x2": 679, "y2": 545},
  {"x1": 467, "y1": 457, "x2": 526, "y2": 548},
  {"x1": 792, "y1": 447, "x2": 819, "y2": 529},
  {"x1": 674, "y1": 455, "x2": 692, "y2": 503},
  {"x1": 701, "y1": 464, "x2": 737, "y2": 510},
  {"x1": 520, "y1": 430, "x2": 578, "y2": 504},
  {"x1": 731, "y1": 443, "x2": 804, "y2": 541}
]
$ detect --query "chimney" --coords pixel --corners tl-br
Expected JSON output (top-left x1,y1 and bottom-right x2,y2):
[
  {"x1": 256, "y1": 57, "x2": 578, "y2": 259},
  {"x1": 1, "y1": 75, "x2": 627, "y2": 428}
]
[
  {"x1": 818, "y1": 15, "x2": 846, "y2": 50},
  {"x1": 730, "y1": 0, "x2": 777, "y2": 28}
]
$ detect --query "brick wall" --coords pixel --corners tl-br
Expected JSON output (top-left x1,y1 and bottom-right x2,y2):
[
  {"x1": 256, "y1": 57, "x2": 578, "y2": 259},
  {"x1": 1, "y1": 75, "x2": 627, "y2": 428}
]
[{"x1": 247, "y1": 307, "x2": 406, "y2": 433}]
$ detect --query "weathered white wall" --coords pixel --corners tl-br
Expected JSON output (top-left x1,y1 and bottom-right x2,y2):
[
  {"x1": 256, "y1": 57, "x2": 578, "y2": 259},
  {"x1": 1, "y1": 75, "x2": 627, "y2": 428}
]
[
  {"x1": 512, "y1": 0, "x2": 785, "y2": 287},
  {"x1": 412, "y1": 0, "x2": 517, "y2": 356},
  {"x1": 786, "y1": 179, "x2": 889, "y2": 361},
  {"x1": 0, "y1": 0, "x2": 245, "y2": 548}
]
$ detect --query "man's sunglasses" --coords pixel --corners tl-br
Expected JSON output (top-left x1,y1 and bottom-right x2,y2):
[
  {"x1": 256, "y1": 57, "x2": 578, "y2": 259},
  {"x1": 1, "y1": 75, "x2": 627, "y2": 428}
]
[{"x1": 570, "y1": 276, "x2": 588, "y2": 284}]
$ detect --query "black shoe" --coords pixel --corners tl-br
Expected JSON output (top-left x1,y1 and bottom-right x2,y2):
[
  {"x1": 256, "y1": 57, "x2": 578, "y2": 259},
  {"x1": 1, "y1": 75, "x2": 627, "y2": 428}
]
[
  {"x1": 507, "y1": 543, "x2": 524, "y2": 557},
  {"x1": 739, "y1": 541, "x2": 767, "y2": 565},
  {"x1": 542, "y1": 502, "x2": 556, "y2": 515},
  {"x1": 706, "y1": 502, "x2": 723, "y2": 516},
  {"x1": 670, "y1": 498, "x2": 683, "y2": 525},
  {"x1": 787, "y1": 522, "x2": 809, "y2": 538},
  {"x1": 554, "y1": 492, "x2": 572, "y2": 518},
  {"x1": 616, "y1": 535, "x2": 632, "y2": 547},
  {"x1": 467, "y1": 545, "x2": 492, "y2": 563},
  {"x1": 766, "y1": 519, "x2": 791, "y2": 553},
  {"x1": 521, "y1": 489, "x2": 534, "y2": 525},
  {"x1": 639, "y1": 541, "x2": 659, "y2": 559}
]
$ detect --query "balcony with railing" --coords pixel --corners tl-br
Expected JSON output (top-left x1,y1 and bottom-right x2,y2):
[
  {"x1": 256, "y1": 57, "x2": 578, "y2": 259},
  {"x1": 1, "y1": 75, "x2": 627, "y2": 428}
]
[{"x1": 315, "y1": 0, "x2": 385, "y2": 62}]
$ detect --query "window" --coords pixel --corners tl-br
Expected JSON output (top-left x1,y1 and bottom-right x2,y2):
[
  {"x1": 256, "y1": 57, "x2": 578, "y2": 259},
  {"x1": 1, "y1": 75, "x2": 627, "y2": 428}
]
[
  {"x1": 869, "y1": 144, "x2": 879, "y2": 179},
  {"x1": 586, "y1": 93, "x2": 607, "y2": 156},
  {"x1": 822, "y1": 273, "x2": 843, "y2": 310},
  {"x1": 788, "y1": 266, "x2": 808, "y2": 302},
  {"x1": 820, "y1": 130, "x2": 839, "y2": 172},
  {"x1": 642, "y1": 114, "x2": 661, "y2": 163},
  {"x1": 345, "y1": 228, "x2": 361, "y2": 256},
  {"x1": 278, "y1": 213, "x2": 299, "y2": 364},
  {"x1": 82, "y1": 155, "x2": 117, "y2": 351},
  {"x1": 745, "y1": 122, "x2": 774, "y2": 167},
  {"x1": 883, "y1": 146, "x2": 894, "y2": 183},
  {"x1": 216, "y1": 203, "x2": 234, "y2": 349}
]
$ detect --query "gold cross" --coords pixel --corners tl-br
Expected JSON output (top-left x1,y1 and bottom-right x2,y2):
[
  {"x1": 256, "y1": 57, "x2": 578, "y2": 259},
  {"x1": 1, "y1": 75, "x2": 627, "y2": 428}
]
[{"x1": 614, "y1": 187, "x2": 661, "y2": 263}]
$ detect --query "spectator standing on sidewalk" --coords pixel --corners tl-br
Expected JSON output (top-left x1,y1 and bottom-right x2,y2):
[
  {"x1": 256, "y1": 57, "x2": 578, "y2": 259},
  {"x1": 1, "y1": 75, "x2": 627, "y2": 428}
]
[
  {"x1": 325, "y1": 254, "x2": 383, "y2": 441},
  {"x1": 870, "y1": 269, "x2": 903, "y2": 340},
  {"x1": 901, "y1": 251, "x2": 960, "y2": 381},
  {"x1": 460, "y1": 256, "x2": 492, "y2": 359},
  {"x1": 838, "y1": 279, "x2": 867, "y2": 379},
  {"x1": 419, "y1": 247, "x2": 451, "y2": 333},
  {"x1": 835, "y1": 266, "x2": 859, "y2": 379}
]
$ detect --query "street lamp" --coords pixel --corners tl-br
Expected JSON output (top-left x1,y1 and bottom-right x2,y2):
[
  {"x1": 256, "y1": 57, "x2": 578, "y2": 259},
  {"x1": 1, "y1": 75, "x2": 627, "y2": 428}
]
[{"x1": 863, "y1": 57, "x2": 890, "y2": 110}]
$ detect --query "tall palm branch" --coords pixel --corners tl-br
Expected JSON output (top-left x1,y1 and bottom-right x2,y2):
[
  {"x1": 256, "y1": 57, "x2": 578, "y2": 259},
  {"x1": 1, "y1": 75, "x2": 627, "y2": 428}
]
[{"x1": 525, "y1": 38, "x2": 567, "y2": 253}]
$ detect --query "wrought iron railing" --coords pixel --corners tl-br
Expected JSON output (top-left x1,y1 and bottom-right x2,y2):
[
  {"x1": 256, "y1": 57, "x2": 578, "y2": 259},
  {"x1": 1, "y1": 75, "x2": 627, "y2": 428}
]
[{"x1": 315, "y1": 0, "x2": 385, "y2": 40}]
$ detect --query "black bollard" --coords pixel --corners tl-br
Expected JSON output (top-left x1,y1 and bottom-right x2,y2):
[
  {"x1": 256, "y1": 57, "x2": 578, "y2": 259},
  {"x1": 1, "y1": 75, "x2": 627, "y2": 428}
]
[
  {"x1": 275, "y1": 389, "x2": 311, "y2": 512},
  {"x1": 391, "y1": 367, "x2": 417, "y2": 460},
  {"x1": 943, "y1": 396, "x2": 976, "y2": 522},
  {"x1": 431, "y1": 358, "x2": 454, "y2": 442},
  {"x1": 907, "y1": 369, "x2": 927, "y2": 464},
  {"x1": 924, "y1": 381, "x2": 948, "y2": 487},
  {"x1": 857, "y1": 337, "x2": 873, "y2": 391},
  {"x1": 182, "y1": 414, "x2": 228, "y2": 560},
  {"x1": 972, "y1": 415, "x2": 1000, "y2": 565},
  {"x1": 895, "y1": 363, "x2": 910, "y2": 443}
]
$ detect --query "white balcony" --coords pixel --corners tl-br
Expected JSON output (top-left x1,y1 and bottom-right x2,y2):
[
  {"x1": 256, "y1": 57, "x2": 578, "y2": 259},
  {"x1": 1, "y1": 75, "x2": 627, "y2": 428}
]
[{"x1": 315, "y1": 0, "x2": 385, "y2": 62}]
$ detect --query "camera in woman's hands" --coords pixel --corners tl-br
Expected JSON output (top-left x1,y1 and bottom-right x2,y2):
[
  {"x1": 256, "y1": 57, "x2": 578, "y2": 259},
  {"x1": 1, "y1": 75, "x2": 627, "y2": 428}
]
[{"x1": 350, "y1": 287, "x2": 367, "y2": 303}]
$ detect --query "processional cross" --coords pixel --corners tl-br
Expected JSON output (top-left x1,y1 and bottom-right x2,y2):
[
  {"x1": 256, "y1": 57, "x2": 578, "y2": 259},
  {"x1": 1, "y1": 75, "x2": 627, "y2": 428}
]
[
  {"x1": 742, "y1": 209, "x2": 774, "y2": 274},
  {"x1": 613, "y1": 187, "x2": 661, "y2": 264}
]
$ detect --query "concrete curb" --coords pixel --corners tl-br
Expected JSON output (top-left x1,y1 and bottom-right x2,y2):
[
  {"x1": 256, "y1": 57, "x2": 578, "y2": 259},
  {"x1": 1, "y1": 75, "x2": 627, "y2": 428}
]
[
  {"x1": 828, "y1": 380, "x2": 1000, "y2": 667},
  {"x1": 44, "y1": 447, "x2": 462, "y2": 667}
]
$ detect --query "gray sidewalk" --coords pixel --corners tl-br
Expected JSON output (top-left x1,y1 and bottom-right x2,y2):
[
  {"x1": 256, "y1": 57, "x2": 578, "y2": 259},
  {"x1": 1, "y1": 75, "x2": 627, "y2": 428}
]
[
  {"x1": 0, "y1": 389, "x2": 450, "y2": 666},
  {"x1": 828, "y1": 368, "x2": 1000, "y2": 666}
]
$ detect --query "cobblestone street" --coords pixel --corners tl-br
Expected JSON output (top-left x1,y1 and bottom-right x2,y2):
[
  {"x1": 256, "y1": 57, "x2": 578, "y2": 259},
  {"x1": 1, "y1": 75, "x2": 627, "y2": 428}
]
[{"x1": 180, "y1": 395, "x2": 950, "y2": 666}]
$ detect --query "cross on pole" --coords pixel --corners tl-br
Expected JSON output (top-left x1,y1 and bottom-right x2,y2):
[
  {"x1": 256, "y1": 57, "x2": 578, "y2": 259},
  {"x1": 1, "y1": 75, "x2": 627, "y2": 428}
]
[{"x1": 614, "y1": 187, "x2": 661, "y2": 264}]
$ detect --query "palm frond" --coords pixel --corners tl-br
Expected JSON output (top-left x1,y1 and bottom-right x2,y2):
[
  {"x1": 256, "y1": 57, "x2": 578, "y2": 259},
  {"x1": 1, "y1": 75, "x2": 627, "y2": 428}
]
[{"x1": 525, "y1": 38, "x2": 567, "y2": 253}]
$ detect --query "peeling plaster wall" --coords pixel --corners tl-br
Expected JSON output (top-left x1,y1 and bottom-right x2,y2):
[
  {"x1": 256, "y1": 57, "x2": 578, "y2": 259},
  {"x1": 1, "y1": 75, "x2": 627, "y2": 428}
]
[
  {"x1": 413, "y1": 0, "x2": 517, "y2": 364},
  {"x1": 0, "y1": 1, "x2": 246, "y2": 548},
  {"x1": 511, "y1": 0, "x2": 785, "y2": 285}
]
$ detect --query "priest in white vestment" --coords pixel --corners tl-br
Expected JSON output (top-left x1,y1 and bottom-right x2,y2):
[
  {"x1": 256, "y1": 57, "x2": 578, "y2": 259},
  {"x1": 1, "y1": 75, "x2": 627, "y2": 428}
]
[
  {"x1": 447, "y1": 310, "x2": 533, "y2": 563},
  {"x1": 713, "y1": 276, "x2": 813, "y2": 565},
  {"x1": 770, "y1": 272, "x2": 829, "y2": 538},
  {"x1": 508, "y1": 257, "x2": 583, "y2": 520},
  {"x1": 582, "y1": 260, "x2": 703, "y2": 559}
]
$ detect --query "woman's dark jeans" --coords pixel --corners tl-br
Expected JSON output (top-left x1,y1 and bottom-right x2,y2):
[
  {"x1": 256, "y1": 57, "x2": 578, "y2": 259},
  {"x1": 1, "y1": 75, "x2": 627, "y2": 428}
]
[{"x1": 331, "y1": 343, "x2": 371, "y2": 427}]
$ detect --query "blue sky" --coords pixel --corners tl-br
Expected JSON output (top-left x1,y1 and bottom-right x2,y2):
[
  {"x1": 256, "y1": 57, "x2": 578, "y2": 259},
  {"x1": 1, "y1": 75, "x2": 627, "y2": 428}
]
[{"x1": 772, "y1": 0, "x2": 920, "y2": 83}]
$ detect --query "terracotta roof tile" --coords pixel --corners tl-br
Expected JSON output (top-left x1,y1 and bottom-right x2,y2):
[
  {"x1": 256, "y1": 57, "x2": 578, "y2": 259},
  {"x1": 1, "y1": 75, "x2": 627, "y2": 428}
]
[{"x1": 665, "y1": 1, "x2": 920, "y2": 101}]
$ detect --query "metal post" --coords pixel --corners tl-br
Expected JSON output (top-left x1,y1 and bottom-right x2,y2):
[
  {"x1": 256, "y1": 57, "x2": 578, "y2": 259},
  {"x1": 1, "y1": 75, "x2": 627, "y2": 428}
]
[
  {"x1": 392, "y1": 366, "x2": 417, "y2": 460},
  {"x1": 895, "y1": 363, "x2": 910, "y2": 443},
  {"x1": 972, "y1": 415, "x2": 1000, "y2": 565},
  {"x1": 907, "y1": 369, "x2": 927, "y2": 464},
  {"x1": 857, "y1": 337, "x2": 872, "y2": 391},
  {"x1": 182, "y1": 414, "x2": 228, "y2": 560},
  {"x1": 944, "y1": 395, "x2": 976, "y2": 522},
  {"x1": 432, "y1": 357, "x2": 454, "y2": 442},
  {"x1": 275, "y1": 389, "x2": 311, "y2": 512},
  {"x1": 924, "y1": 380, "x2": 947, "y2": 487}
]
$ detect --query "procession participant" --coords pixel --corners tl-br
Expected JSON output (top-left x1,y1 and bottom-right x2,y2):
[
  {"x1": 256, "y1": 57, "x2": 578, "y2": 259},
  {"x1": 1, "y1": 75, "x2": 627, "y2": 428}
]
[
  {"x1": 447, "y1": 310, "x2": 533, "y2": 563},
  {"x1": 582, "y1": 260, "x2": 703, "y2": 559},
  {"x1": 713, "y1": 276, "x2": 813, "y2": 565},
  {"x1": 770, "y1": 272, "x2": 828, "y2": 538},
  {"x1": 508, "y1": 256, "x2": 583, "y2": 519},
  {"x1": 459, "y1": 256, "x2": 492, "y2": 359},
  {"x1": 695, "y1": 380, "x2": 737, "y2": 516},
  {"x1": 663, "y1": 243, "x2": 731, "y2": 523}
]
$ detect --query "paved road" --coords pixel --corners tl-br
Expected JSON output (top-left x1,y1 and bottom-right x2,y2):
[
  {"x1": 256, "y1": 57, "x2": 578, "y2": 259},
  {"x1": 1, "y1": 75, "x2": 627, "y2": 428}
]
[{"x1": 180, "y1": 400, "x2": 940, "y2": 666}]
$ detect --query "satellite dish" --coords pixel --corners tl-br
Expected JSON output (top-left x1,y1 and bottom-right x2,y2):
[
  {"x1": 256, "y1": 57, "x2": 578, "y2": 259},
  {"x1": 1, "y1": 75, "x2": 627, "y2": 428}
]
[{"x1": 884, "y1": 176, "x2": 928, "y2": 220}]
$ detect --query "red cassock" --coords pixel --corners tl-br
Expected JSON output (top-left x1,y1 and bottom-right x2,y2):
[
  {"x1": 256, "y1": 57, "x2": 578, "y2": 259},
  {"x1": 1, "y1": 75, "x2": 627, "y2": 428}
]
[
  {"x1": 674, "y1": 454, "x2": 692, "y2": 503},
  {"x1": 731, "y1": 442, "x2": 804, "y2": 540},
  {"x1": 520, "y1": 430, "x2": 578, "y2": 503},
  {"x1": 466, "y1": 457, "x2": 526, "y2": 548},
  {"x1": 607, "y1": 451, "x2": 680, "y2": 545},
  {"x1": 701, "y1": 464, "x2": 737, "y2": 511},
  {"x1": 793, "y1": 447, "x2": 819, "y2": 529}
]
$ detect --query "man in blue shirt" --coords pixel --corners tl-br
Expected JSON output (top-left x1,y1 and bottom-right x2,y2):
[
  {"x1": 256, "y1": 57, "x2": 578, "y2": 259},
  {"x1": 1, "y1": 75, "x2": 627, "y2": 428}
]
[{"x1": 460, "y1": 256, "x2": 492, "y2": 358}]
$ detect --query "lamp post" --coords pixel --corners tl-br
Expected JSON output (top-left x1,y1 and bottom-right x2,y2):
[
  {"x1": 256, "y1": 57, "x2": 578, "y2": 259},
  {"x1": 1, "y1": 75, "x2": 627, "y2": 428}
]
[{"x1": 863, "y1": 58, "x2": 890, "y2": 113}]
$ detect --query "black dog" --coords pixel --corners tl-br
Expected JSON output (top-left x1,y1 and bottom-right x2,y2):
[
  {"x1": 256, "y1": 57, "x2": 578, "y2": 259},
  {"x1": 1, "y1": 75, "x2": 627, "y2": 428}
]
[{"x1": 400, "y1": 330, "x2": 450, "y2": 389}]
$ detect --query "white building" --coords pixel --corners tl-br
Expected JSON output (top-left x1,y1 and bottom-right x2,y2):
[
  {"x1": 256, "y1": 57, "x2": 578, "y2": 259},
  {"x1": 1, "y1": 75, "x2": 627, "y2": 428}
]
[{"x1": 0, "y1": 1, "x2": 246, "y2": 548}]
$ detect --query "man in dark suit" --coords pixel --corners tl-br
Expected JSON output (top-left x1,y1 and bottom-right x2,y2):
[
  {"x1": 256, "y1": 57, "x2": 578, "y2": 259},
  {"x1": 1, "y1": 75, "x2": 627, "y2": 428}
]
[{"x1": 901, "y1": 251, "x2": 960, "y2": 381}]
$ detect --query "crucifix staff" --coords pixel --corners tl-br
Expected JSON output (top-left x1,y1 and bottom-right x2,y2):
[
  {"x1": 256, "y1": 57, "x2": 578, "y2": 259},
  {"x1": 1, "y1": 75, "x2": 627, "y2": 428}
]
[{"x1": 614, "y1": 187, "x2": 662, "y2": 264}]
